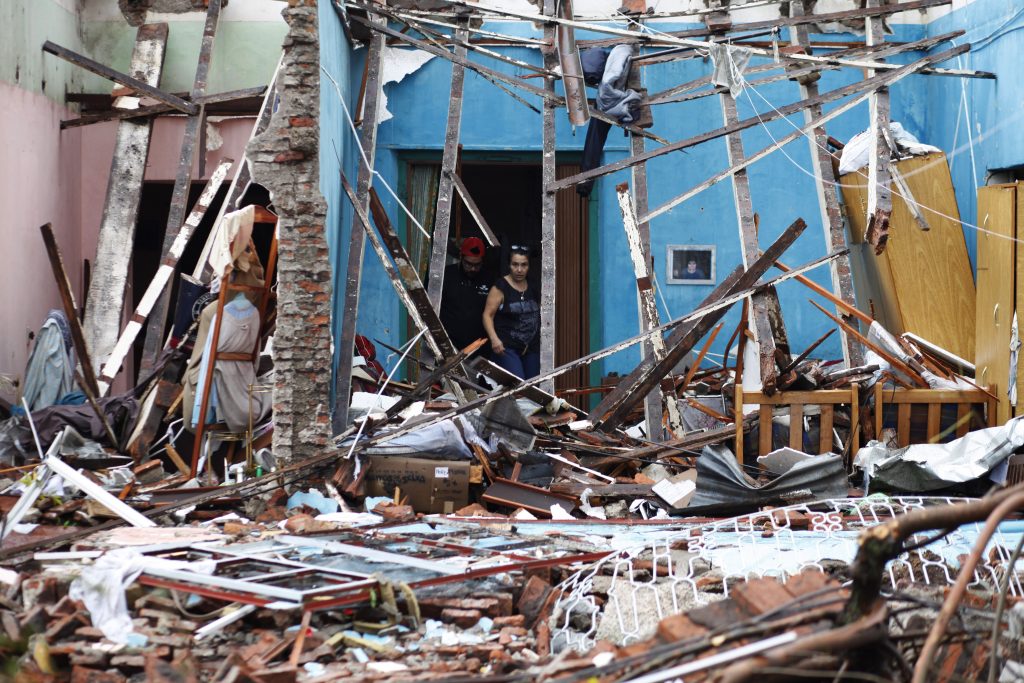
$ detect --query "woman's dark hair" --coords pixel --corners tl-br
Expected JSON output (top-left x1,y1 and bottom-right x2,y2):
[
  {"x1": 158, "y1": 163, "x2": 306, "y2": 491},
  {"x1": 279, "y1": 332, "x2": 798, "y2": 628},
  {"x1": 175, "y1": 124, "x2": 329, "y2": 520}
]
[{"x1": 508, "y1": 244, "x2": 530, "y2": 263}]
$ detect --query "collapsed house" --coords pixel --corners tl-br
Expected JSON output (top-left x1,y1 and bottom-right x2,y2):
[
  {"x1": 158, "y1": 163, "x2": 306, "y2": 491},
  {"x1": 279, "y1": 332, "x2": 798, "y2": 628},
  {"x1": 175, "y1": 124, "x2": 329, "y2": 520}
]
[{"x1": 1, "y1": 0, "x2": 1024, "y2": 680}]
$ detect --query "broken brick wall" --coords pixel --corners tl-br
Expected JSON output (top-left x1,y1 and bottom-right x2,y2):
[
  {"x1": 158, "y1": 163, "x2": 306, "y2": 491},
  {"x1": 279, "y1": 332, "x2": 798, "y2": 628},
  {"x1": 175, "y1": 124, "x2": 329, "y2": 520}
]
[{"x1": 249, "y1": 0, "x2": 332, "y2": 463}]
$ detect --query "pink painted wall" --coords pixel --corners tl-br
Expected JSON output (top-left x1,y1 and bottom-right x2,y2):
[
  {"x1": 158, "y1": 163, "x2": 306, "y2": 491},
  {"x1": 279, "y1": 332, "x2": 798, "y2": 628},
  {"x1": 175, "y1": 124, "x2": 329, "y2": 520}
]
[
  {"x1": 0, "y1": 82, "x2": 83, "y2": 403},
  {"x1": 0, "y1": 97, "x2": 254, "y2": 403},
  {"x1": 79, "y1": 117, "x2": 252, "y2": 258}
]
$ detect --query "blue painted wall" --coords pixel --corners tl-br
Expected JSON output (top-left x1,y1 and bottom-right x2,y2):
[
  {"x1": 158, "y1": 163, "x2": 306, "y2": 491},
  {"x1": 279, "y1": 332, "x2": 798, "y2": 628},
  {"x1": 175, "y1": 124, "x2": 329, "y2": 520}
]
[
  {"x1": 321, "y1": 2, "x2": 1021, "y2": 385},
  {"x1": 319, "y1": 1, "x2": 354, "y2": 406},
  {"x1": 924, "y1": 0, "x2": 1024, "y2": 268}
]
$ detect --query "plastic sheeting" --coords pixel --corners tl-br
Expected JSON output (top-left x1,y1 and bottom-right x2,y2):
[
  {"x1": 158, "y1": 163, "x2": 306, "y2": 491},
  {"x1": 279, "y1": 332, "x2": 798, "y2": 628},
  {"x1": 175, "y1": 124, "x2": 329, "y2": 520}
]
[
  {"x1": 691, "y1": 445, "x2": 848, "y2": 507},
  {"x1": 360, "y1": 418, "x2": 474, "y2": 460},
  {"x1": 854, "y1": 417, "x2": 1024, "y2": 491}
]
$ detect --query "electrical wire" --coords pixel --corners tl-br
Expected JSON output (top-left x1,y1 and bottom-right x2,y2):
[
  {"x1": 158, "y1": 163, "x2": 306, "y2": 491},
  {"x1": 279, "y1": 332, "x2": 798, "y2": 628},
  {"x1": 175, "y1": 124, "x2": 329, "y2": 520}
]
[
  {"x1": 320, "y1": 64, "x2": 431, "y2": 241},
  {"x1": 732, "y1": 59, "x2": 1024, "y2": 246}
]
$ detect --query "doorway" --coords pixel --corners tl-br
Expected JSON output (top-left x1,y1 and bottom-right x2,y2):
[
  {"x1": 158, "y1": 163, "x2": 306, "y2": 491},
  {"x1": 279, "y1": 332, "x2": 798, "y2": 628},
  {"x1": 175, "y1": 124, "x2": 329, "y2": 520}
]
[{"x1": 404, "y1": 158, "x2": 591, "y2": 394}]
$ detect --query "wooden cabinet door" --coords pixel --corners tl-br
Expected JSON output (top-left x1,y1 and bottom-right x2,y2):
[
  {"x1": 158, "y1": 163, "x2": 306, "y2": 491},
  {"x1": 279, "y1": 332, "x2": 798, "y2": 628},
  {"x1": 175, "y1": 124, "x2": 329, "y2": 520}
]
[{"x1": 975, "y1": 184, "x2": 1016, "y2": 424}]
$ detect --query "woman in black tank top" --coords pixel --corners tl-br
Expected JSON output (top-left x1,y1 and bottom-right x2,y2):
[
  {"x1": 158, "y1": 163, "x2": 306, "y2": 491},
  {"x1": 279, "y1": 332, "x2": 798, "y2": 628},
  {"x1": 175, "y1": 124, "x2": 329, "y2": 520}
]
[{"x1": 482, "y1": 248, "x2": 540, "y2": 379}]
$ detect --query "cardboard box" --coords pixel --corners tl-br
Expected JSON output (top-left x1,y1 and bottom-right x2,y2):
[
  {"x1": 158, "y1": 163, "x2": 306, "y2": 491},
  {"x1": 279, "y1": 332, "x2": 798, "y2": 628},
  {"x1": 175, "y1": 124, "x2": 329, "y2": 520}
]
[{"x1": 365, "y1": 456, "x2": 470, "y2": 514}]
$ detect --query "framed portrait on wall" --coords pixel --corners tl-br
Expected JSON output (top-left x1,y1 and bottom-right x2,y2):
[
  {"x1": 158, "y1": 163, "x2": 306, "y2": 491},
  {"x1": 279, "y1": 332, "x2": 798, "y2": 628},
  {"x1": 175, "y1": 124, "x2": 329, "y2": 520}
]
[{"x1": 667, "y1": 245, "x2": 715, "y2": 285}]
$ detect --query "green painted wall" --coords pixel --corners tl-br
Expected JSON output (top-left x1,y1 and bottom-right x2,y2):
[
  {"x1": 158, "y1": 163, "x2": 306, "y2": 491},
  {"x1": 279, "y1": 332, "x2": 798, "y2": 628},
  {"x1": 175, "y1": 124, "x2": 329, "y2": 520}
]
[
  {"x1": 0, "y1": 0, "x2": 84, "y2": 103},
  {"x1": 82, "y1": 19, "x2": 287, "y2": 95}
]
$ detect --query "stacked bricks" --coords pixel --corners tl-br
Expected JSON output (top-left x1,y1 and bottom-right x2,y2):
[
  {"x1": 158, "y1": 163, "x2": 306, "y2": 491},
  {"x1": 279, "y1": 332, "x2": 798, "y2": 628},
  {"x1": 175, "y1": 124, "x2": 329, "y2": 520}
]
[{"x1": 249, "y1": 0, "x2": 331, "y2": 463}]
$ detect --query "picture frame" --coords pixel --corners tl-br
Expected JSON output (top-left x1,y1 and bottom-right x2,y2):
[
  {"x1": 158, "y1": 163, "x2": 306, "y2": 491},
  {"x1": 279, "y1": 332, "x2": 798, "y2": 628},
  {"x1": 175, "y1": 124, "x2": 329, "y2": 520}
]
[{"x1": 666, "y1": 244, "x2": 716, "y2": 285}]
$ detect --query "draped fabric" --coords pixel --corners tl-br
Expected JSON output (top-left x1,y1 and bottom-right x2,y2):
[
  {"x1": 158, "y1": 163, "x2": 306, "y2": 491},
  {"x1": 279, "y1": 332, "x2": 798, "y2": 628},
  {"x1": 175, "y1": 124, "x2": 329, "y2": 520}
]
[{"x1": 406, "y1": 163, "x2": 441, "y2": 381}]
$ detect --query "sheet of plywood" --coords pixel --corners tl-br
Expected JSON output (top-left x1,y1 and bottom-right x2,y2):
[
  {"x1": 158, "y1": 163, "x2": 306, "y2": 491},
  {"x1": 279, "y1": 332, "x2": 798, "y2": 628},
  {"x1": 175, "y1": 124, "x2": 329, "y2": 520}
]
[
  {"x1": 1015, "y1": 183, "x2": 1024, "y2": 418},
  {"x1": 839, "y1": 153, "x2": 975, "y2": 359},
  {"x1": 976, "y1": 184, "x2": 1015, "y2": 424}
]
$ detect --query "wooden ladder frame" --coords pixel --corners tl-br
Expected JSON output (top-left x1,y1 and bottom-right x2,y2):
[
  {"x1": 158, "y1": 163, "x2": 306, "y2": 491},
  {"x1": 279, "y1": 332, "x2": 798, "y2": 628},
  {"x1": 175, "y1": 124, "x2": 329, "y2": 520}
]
[{"x1": 190, "y1": 206, "x2": 278, "y2": 479}]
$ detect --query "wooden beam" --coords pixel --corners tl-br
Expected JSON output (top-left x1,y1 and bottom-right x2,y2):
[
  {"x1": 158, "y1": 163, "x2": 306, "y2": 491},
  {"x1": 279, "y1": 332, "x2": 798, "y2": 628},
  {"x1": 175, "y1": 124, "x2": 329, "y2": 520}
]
[
  {"x1": 788, "y1": 0, "x2": 865, "y2": 368},
  {"x1": 139, "y1": 0, "x2": 223, "y2": 375},
  {"x1": 42, "y1": 40, "x2": 196, "y2": 115},
  {"x1": 646, "y1": 31, "x2": 963, "y2": 107},
  {"x1": 640, "y1": 38, "x2": 956, "y2": 225},
  {"x1": 364, "y1": 242, "x2": 842, "y2": 449},
  {"x1": 809, "y1": 301, "x2": 927, "y2": 386},
  {"x1": 350, "y1": 11, "x2": 665, "y2": 144},
  {"x1": 96, "y1": 160, "x2": 233, "y2": 396},
  {"x1": 575, "y1": 0, "x2": 955, "y2": 50},
  {"x1": 591, "y1": 218, "x2": 808, "y2": 431},
  {"x1": 334, "y1": 19, "x2": 386, "y2": 433},
  {"x1": 448, "y1": 171, "x2": 500, "y2": 246},
  {"x1": 549, "y1": 44, "x2": 969, "y2": 192},
  {"x1": 59, "y1": 85, "x2": 267, "y2": 129},
  {"x1": 429, "y1": 0, "x2": 978, "y2": 79},
  {"x1": 426, "y1": 18, "x2": 468, "y2": 310},
  {"x1": 715, "y1": 67, "x2": 785, "y2": 393},
  {"x1": 539, "y1": 3, "x2": 557, "y2": 393},
  {"x1": 81, "y1": 24, "x2": 169, "y2": 378},
  {"x1": 864, "y1": 0, "x2": 894, "y2": 254},
  {"x1": 616, "y1": 181, "x2": 682, "y2": 438},
  {"x1": 40, "y1": 224, "x2": 102, "y2": 400},
  {"x1": 363, "y1": 187, "x2": 458, "y2": 361}
]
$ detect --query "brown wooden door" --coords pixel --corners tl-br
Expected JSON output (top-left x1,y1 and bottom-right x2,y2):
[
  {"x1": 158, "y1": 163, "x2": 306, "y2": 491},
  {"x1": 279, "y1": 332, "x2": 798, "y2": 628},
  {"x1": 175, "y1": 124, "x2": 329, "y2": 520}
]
[{"x1": 555, "y1": 164, "x2": 589, "y2": 394}]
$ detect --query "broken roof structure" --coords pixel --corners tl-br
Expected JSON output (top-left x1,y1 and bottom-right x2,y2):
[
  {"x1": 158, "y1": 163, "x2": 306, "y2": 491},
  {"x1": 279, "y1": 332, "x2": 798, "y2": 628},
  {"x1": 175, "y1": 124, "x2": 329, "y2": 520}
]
[{"x1": 2, "y1": 0, "x2": 1024, "y2": 680}]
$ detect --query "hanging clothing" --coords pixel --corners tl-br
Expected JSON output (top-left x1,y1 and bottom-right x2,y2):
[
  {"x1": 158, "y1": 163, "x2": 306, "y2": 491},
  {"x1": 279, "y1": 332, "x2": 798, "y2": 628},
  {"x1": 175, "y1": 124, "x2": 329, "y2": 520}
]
[
  {"x1": 597, "y1": 45, "x2": 642, "y2": 123},
  {"x1": 577, "y1": 45, "x2": 641, "y2": 198},
  {"x1": 208, "y1": 205, "x2": 256, "y2": 282},
  {"x1": 22, "y1": 310, "x2": 76, "y2": 412},
  {"x1": 183, "y1": 295, "x2": 270, "y2": 433}
]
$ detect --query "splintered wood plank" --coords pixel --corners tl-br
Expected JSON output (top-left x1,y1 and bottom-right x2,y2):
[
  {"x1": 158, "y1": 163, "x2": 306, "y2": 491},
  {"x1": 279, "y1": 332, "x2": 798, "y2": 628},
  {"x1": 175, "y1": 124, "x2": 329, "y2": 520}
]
[
  {"x1": 449, "y1": 172, "x2": 499, "y2": 246},
  {"x1": 97, "y1": 159, "x2": 232, "y2": 396},
  {"x1": 759, "y1": 404, "x2": 773, "y2": 456},
  {"x1": 140, "y1": 0, "x2": 222, "y2": 374},
  {"x1": 820, "y1": 405, "x2": 834, "y2": 454},
  {"x1": 840, "y1": 153, "x2": 976, "y2": 361},
  {"x1": 549, "y1": 45, "x2": 968, "y2": 192},
  {"x1": 334, "y1": 22, "x2": 386, "y2": 432},
  {"x1": 82, "y1": 23, "x2": 168, "y2": 376},
  {"x1": 718, "y1": 91, "x2": 781, "y2": 393},
  {"x1": 864, "y1": 0, "x2": 893, "y2": 253},
  {"x1": 616, "y1": 181, "x2": 683, "y2": 438},
  {"x1": 539, "y1": 6, "x2": 557, "y2": 392},
  {"x1": 40, "y1": 224, "x2": 102, "y2": 398},
  {"x1": 591, "y1": 219, "x2": 807, "y2": 431},
  {"x1": 788, "y1": 0, "x2": 863, "y2": 368},
  {"x1": 426, "y1": 19, "x2": 468, "y2": 310},
  {"x1": 975, "y1": 184, "x2": 1015, "y2": 424}
]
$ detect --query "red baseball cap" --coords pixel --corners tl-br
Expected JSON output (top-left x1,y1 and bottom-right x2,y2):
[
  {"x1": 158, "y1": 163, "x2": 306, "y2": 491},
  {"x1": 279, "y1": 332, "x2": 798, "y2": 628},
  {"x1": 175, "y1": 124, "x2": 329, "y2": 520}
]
[{"x1": 460, "y1": 237, "x2": 485, "y2": 258}]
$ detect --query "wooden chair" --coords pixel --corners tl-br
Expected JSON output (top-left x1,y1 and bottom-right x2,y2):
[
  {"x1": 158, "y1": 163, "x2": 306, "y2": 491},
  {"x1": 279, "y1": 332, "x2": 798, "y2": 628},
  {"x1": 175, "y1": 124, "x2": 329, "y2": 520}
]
[{"x1": 734, "y1": 387, "x2": 860, "y2": 464}]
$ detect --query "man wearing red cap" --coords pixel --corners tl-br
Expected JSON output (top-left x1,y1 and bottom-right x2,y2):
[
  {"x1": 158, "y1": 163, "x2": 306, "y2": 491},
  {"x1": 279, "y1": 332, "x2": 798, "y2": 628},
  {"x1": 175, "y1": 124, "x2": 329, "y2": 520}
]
[{"x1": 440, "y1": 236, "x2": 492, "y2": 354}]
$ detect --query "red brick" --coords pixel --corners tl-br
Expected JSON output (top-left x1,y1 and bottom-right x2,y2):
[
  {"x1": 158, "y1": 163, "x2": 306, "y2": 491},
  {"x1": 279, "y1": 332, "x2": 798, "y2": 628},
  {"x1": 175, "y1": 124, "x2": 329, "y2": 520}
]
[
  {"x1": 440, "y1": 608, "x2": 483, "y2": 628},
  {"x1": 657, "y1": 614, "x2": 706, "y2": 643}
]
